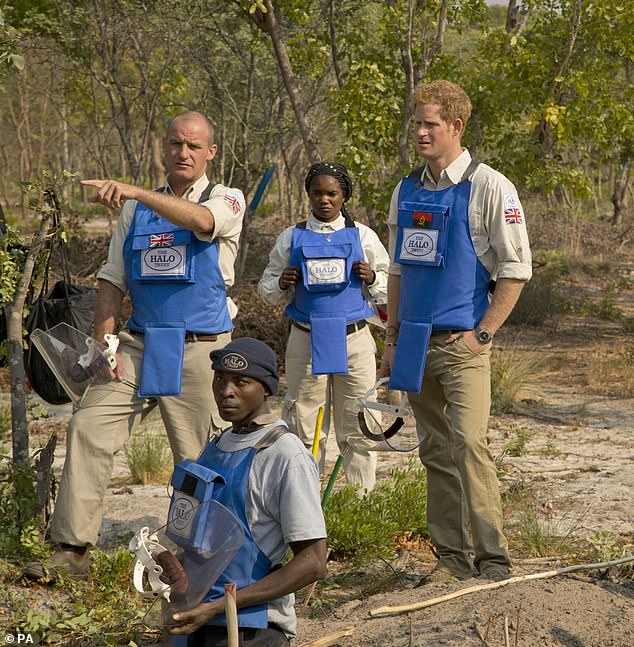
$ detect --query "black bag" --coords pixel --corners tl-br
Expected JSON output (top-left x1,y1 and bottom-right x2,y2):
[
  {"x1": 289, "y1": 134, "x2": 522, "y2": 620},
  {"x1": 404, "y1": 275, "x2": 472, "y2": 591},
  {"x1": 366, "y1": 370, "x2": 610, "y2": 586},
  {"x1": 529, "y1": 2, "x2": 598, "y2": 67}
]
[
  {"x1": 24, "y1": 280, "x2": 97, "y2": 404},
  {"x1": 23, "y1": 199, "x2": 98, "y2": 404}
]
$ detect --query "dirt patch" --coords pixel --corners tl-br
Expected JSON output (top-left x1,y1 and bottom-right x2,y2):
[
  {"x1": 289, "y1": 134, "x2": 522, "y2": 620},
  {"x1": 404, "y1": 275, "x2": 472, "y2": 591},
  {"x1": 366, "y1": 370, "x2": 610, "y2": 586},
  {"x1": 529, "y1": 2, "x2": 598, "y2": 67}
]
[
  {"x1": 3, "y1": 214, "x2": 634, "y2": 646},
  {"x1": 18, "y1": 310, "x2": 634, "y2": 646}
]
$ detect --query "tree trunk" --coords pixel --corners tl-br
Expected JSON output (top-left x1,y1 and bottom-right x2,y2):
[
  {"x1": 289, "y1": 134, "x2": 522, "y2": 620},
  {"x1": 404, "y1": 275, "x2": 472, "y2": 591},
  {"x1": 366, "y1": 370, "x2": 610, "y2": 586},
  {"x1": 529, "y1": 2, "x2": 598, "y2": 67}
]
[
  {"x1": 8, "y1": 193, "x2": 55, "y2": 466},
  {"x1": 395, "y1": 0, "x2": 449, "y2": 167},
  {"x1": 611, "y1": 162, "x2": 631, "y2": 226},
  {"x1": 249, "y1": 1, "x2": 320, "y2": 164}
]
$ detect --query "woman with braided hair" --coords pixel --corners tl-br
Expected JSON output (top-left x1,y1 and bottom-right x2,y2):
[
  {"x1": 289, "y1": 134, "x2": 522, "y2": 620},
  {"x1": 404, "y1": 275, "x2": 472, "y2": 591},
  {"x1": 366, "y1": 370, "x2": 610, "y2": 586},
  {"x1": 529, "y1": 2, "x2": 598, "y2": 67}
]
[{"x1": 258, "y1": 161, "x2": 389, "y2": 492}]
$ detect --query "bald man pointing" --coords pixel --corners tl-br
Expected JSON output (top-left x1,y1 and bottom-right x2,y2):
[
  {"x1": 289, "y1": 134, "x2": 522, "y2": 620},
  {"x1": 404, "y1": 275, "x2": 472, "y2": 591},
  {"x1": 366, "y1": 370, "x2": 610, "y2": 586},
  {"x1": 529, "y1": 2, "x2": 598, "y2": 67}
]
[{"x1": 25, "y1": 111, "x2": 246, "y2": 582}]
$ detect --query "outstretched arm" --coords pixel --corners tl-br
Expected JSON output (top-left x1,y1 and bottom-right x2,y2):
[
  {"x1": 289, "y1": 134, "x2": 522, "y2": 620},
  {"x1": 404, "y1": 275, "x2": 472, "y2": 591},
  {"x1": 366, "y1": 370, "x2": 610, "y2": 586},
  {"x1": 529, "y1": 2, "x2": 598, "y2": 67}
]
[
  {"x1": 167, "y1": 537, "x2": 327, "y2": 635},
  {"x1": 81, "y1": 179, "x2": 216, "y2": 233}
]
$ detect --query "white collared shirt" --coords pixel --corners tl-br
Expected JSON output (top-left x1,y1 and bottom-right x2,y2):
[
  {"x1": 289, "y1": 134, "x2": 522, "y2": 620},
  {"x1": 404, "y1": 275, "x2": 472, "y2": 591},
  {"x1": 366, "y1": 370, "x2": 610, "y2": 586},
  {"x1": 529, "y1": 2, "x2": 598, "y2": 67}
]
[
  {"x1": 258, "y1": 212, "x2": 390, "y2": 306},
  {"x1": 387, "y1": 149, "x2": 532, "y2": 281}
]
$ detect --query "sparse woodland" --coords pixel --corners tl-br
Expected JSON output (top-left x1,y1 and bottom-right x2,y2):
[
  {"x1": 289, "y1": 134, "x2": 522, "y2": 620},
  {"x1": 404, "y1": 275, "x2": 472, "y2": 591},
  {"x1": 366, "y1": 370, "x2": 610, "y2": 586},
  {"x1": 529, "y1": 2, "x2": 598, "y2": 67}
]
[{"x1": 1, "y1": 2, "x2": 633, "y2": 645}]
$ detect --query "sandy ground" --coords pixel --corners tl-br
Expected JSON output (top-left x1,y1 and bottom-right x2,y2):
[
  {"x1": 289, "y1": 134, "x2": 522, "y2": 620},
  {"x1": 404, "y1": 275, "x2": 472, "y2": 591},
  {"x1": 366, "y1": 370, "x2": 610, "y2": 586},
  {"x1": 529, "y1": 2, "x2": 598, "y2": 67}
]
[
  {"x1": 22, "y1": 313, "x2": 634, "y2": 647},
  {"x1": 4, "y1": 246, "x2": 633, "y2": 646}
]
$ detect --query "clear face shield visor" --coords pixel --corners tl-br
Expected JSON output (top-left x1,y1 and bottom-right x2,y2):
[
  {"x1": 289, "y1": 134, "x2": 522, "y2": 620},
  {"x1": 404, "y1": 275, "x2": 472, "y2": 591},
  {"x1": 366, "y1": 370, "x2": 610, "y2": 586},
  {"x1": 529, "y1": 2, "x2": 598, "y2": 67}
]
[
  {"x1": 129, "y1": 499, "x2": 245, "y2": 628},
  {"x1": 357, "y1": 378, "x2": 424, "y2": 452},
  {"x1": 29, "y1": 322, "x2": 120, "y2": 405}
]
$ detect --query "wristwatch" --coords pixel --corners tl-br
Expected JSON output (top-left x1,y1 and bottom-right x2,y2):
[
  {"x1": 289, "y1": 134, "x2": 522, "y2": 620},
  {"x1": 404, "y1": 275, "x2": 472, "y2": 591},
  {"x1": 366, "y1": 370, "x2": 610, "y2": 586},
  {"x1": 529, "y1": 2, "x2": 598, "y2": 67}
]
[{"x1": 474, "y1": 325, "x2": 493, "y2": 344}]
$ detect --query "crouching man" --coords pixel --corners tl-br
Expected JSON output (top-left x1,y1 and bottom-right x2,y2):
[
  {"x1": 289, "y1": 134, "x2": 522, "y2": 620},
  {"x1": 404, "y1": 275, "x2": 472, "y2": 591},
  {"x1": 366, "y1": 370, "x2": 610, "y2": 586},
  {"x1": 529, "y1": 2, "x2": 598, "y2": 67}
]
[{"x1": 167, "y1": 337, "x2": 327, "y2": 646}]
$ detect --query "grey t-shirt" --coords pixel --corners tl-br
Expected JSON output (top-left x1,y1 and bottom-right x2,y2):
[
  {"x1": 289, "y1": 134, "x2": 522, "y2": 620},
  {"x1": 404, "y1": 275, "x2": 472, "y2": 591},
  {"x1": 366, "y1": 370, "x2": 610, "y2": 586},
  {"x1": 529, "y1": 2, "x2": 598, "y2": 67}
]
[{"x1": 215, "y1": 418, "x2": 327, "y2": 637}]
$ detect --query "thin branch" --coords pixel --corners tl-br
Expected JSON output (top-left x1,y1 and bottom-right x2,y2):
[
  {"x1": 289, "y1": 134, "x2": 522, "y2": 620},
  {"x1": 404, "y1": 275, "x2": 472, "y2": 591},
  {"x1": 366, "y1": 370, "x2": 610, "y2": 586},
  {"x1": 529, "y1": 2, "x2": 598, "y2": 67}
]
[{"x1": 369, "y1": 555, "x2": 634, "y2": 617}]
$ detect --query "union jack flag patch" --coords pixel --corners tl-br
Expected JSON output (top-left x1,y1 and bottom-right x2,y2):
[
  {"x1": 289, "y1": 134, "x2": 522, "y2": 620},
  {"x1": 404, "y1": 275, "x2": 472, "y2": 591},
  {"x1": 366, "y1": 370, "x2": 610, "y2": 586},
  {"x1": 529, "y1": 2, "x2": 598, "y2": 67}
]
[
  {"x1": 223, "y1": 190, "x2": 244, "y2": 215},
  {"x1": 150, "y1": 232, "x2": 174, "y2": 247},
  {"x1": 504, "y1": 208, "x2": 523, "y2": 224}
]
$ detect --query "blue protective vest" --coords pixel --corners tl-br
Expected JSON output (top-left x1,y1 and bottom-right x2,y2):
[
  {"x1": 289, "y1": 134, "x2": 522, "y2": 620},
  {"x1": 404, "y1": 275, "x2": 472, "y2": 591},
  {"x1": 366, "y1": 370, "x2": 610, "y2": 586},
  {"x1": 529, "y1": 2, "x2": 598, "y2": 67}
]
[
  {"x1": 285, "y1": 216, "x2": 374, "y2": 374},
  {"x1": 193, "y1": 425, "x2": 289, "y2": 629},
  {"x1": 122, "y1": 192, "x2": 232, "y2": 335},
  {"x1": 389, "y1": 161, "x2": 491, "y2": 393},
  {"x1": 121, "y1": 186, "x2": 233, "y2": 397}
]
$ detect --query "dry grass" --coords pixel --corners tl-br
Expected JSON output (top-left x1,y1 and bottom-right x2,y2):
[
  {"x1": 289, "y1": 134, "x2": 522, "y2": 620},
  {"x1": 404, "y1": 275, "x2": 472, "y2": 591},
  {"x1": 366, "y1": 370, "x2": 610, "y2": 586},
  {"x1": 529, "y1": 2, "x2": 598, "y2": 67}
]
[
  {"x1": 123, "y1": 430, "x2": 172, "y2": 485},
  {"x1": 583, "y1": 348, "x2": 634, "y2": 397}
]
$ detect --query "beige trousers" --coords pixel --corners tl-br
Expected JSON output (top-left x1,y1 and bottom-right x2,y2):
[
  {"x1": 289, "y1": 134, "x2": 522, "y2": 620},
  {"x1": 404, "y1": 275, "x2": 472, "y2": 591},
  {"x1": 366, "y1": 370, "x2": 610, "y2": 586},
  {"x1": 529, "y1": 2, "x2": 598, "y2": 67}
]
[
  {"x1": 407, "y1": 333, "x2": 510, "y2": 578},
  {"x1": 283, "y1": 324, "x2": 378, "y2": 493},
  {"x1": 49, "y1": 330, "x2": 231, "y2": 547}
]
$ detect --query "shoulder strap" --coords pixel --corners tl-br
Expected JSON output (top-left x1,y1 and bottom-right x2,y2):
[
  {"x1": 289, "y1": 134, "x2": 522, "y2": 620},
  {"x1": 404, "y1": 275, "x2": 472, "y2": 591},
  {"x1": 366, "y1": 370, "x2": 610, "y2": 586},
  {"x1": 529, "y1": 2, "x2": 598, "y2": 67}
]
[
  {"x1": 254, "y1": 424, "x2": 289, "y2": 450},
  {"x1": 296, "y1": 220, "x2": 307, "y2": 230},
  {"x1": 199, "y1": 183, "x2": 215, "y2": 203},
  {"x1": 407, "y1": 165, "x2": 425, "y2": 180},
  {"x1": 152, "y1": 182, "x2": 215, "y2": 202},
  {"x1": 460, "y1": 159, "x2": 480, "y2": 183}
]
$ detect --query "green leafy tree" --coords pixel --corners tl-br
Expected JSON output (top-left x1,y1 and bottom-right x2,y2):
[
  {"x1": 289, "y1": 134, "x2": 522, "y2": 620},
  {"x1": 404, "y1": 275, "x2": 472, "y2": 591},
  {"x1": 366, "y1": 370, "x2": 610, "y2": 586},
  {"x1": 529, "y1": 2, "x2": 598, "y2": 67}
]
[
  {"x1": 465, "y1": 0, "x2": 634, "y2": 220},
  {"x1": 0, "y1": 6, "x2": 25, "y2": 79}
]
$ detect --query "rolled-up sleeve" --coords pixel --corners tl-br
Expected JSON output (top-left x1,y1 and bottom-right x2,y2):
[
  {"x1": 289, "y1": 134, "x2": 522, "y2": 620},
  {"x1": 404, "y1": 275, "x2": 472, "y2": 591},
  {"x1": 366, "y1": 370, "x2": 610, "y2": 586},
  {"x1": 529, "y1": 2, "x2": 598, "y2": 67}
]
[
  {"x1": 474, "y1": 169, "x2": 532, "y2": 281},
  {"x1": 198, "y1": 185, "x2": 245, "y2": 241},
  {"x1": 96, "y1": 200, "x2": 136, "y2": 293},
  {"x1": 357, "y1": 223, "x2": 390, "y2": 301}
]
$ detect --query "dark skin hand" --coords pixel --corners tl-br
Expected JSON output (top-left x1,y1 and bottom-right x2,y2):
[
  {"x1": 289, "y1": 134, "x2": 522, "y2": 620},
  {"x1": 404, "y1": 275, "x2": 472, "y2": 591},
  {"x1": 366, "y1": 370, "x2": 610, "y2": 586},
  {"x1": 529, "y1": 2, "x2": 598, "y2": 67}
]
[
  {"x1": 279, "y1": 266, "x2": 301, "y2": 290},
  {"x1": 167, "y1": 537, "x2": 327, "y2": 635},
  {"x1": 352, "y1": 260, "x2": 375, "y2": 285},
  {"x1": 279, "y1": 261, "x2": 375, "y2": 290}
]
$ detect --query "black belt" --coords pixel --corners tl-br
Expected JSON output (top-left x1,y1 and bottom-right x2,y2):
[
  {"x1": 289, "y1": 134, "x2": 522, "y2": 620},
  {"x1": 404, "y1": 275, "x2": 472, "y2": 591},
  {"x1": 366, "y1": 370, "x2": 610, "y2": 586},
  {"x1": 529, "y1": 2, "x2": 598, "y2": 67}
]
[
  {"x1": 292, "y1": 319, "x2": 367, "y2": 335},
  {"x1": 127, "y1": 329, "x2": 229, "y2": 343}
]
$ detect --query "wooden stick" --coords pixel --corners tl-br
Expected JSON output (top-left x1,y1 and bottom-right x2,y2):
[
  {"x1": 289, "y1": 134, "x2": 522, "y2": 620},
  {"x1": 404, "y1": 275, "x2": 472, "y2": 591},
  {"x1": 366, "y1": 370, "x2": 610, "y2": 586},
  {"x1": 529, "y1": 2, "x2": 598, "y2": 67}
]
[
  {"x1": 224, "y1": 583, "x2": 239, "y2": 647},
  {"x1": 369, "y1": 555, "x2": 634, "y2": 617},
  {"x1": 504, "y1": 615, "x2": 510, "y2": 647},
  {"x1": 301, "y1": 580, "x2": 319, "y2": 609},
  {"x1": 298, "y1": 627, "x2": 355, "y2": 646},
  {"x1": 312, "y1": 406, "x2": 324, "y2": 459},
  {"x1": 515, "y1": 604, "x2": 522, "y2": 647}
]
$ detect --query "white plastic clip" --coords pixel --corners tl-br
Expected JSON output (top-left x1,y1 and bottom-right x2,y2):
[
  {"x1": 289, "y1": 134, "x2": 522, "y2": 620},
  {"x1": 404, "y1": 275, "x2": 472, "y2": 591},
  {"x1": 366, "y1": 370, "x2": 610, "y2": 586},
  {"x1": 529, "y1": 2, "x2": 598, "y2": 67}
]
[
  {"x1": 129, "y1": 526, "x2": 171, "y2": 601},
  {"x1": 103, "y1": 333, "x2": 119, "y2": 370}
]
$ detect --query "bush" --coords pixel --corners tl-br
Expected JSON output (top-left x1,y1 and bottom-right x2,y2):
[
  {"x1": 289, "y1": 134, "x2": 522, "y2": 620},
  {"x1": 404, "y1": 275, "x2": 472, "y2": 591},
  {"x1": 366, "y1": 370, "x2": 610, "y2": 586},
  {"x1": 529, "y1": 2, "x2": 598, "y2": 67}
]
[
  {"x1": 324, "y1": 459, "x2": 428, "y2": 564},
  {"x1": 0, "y1": 461, "x2": 48, "y2": 561},
  {"x1": 508, "y1": 270, "x2": 570, "y2": 328},
  {"x1": 491, "y1": 344, "x2": 540, "y2": 414},
  {"x1": 124, "y1": 432, "x2": 172, "y2": 485}
]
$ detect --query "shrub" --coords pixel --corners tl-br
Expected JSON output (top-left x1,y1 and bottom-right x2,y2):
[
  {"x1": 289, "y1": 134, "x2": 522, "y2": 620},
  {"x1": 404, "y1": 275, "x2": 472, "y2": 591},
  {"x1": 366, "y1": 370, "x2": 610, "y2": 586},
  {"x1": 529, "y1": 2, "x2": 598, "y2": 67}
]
[
  {"x1": 512, "y1": 506, "x2": 577, "y2": 557},
  {"x1": 0, "y1": 461, "x2": 48, "y2": 561},
  {"x1": 0, "y1": 405, "x2": 10, "y2": 439},
  {"x1": 124, "y1": 432, "x2": 172, "y2": 485},
  {"x1": 324, "y1": 459, "x2": 428, "y2": 564},
  {"x1": 490, "y1": 344, "x2": 540, "y2": 414}
]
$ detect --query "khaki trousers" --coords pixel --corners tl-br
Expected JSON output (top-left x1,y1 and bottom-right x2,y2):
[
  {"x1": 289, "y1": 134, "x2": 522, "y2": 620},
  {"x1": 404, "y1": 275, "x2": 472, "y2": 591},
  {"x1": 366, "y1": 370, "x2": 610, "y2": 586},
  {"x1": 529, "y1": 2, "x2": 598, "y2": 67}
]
[
  {"x1": 283, "y1": 324, "x2": 378, "y2": 493},
  {"x1": 50, "y1": 330, "x2": 231, "y2": 547},
  {"x1": 407, "y1": 334, "x2": 510, "y2": 578}
]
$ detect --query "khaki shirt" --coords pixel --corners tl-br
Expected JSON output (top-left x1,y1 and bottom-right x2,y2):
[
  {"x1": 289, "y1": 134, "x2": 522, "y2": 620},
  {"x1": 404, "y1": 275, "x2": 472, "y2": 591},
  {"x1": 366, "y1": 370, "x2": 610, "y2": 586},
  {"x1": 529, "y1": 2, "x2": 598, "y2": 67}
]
[
  {"x1": 388, "y1": 149, "x2": 532, "y2": 281},
  {"x1": 97, "y1": 174, "x2": 245, "y2": 317}
]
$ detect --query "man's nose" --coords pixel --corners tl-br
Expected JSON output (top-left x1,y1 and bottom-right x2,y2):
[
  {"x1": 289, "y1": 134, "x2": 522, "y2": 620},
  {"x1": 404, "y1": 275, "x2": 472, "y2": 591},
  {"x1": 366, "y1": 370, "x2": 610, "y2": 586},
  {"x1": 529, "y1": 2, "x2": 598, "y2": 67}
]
[{"x1": 220, "y1": 382, "x2": 237, "y2": 397}]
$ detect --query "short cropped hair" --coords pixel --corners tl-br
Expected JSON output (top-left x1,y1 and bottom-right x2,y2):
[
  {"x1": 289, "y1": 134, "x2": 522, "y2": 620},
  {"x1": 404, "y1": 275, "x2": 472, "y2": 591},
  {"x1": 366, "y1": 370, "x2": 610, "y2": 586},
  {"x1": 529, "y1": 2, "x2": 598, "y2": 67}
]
[
  {"x1": 413, "y1": 80, "x2": 472, "y2": 127},
  {"x1": 168, "y1": 111, "x2": 215, "y2": 146}
]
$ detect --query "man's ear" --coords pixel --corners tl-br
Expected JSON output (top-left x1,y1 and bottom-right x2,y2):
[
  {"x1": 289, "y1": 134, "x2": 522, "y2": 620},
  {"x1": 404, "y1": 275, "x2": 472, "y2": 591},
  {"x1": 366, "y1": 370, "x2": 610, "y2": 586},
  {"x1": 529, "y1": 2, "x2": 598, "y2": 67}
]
[{"x1": 451, "y1": 118, "x2": 464, "y2": 137}]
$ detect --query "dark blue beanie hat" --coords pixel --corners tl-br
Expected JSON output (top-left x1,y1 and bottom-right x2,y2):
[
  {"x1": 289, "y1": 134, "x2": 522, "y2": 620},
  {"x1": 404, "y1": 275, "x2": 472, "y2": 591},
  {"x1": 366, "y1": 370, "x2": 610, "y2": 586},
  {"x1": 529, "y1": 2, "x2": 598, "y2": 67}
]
[{"x1": 210, "y1": 337, "x2": 279, "y2": 395}]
